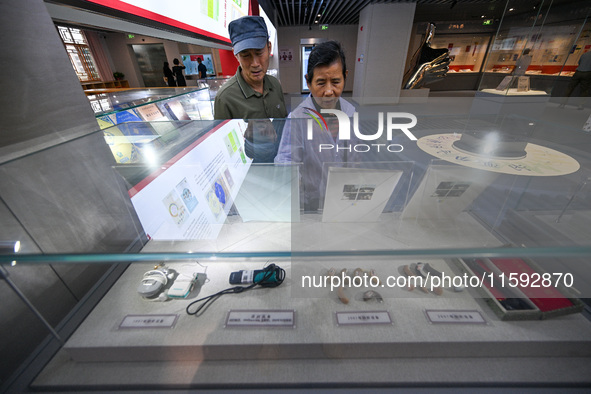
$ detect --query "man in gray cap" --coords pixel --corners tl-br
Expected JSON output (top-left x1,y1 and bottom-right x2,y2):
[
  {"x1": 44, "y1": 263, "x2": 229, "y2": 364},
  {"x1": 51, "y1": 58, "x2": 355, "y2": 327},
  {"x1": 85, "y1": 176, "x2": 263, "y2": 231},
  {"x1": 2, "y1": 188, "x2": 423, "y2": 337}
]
[{"x1": 214, "y1": 15, "x2": 287, "y2": 120}]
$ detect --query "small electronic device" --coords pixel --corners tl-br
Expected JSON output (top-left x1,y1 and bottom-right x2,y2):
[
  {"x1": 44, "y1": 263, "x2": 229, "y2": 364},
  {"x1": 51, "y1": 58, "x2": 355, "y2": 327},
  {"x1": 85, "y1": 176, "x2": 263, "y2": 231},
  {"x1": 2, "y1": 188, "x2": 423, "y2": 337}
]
[
  {"x1": 168, "y1": 272, "x2": 198, "y2": 298},
  {"x1": 187, "y1": 263, "x2": 285, "y2": 316},
  {"x1": 229, "y1": 268, "x2": 280, "y2": 285},
  {"x1": 137, "y1": 268, "x2": 175, "y2": 298}
]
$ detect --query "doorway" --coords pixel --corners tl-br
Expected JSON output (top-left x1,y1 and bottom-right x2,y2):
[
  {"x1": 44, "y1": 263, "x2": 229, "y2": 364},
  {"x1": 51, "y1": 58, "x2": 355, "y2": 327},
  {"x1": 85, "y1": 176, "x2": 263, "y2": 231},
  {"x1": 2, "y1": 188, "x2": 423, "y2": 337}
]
[{"x1": 131, "y1": 44, "x2": 168, "y2": 87}]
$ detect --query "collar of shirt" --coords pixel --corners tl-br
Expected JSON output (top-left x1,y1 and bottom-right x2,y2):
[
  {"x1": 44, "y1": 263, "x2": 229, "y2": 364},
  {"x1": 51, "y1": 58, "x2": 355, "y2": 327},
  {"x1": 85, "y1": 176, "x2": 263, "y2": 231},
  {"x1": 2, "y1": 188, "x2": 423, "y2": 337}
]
[
  {"x1": 309, "y1": 94, "x2": 342, "y2": 113},
  {"x1": 236, "y1": 66, "x2": 270, "y2": 98}
]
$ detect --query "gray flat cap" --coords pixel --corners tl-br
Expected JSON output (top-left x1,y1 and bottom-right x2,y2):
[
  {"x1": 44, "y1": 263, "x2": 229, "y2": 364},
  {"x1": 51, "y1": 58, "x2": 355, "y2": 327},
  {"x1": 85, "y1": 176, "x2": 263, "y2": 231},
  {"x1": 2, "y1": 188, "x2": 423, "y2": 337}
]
[{"x1": 229, "y1": 16, "x2": 269, "y2": 55}]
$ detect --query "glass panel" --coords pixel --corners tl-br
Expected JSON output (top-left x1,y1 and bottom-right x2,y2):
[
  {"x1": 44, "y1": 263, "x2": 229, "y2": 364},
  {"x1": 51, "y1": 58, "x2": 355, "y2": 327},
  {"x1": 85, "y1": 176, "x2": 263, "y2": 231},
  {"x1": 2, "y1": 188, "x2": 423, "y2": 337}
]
[
  {"x1": 80, "y1": 46, "x2": 99, "y2": 80},
  {"x1": 65, "y1": 45, "x2": 87, "y2": 79},
  {"x1": 92, "y1": 87, "x2": 213, "y2": 124},
  {"x1": 131, "y1": 43, "x2": 169, "y2": 87},
  {"x1": 69, "y1": 28, "x2": 87, "y2": 45},
  {"x1": 479, "y1": 0, "x2": 591, "y2": 97},
  {"x1": 2, "y1": 110, "x2": 591, "y2": 391},
  {"x1": 57, "y1": 25, "x2": 73, "y2": 43}
]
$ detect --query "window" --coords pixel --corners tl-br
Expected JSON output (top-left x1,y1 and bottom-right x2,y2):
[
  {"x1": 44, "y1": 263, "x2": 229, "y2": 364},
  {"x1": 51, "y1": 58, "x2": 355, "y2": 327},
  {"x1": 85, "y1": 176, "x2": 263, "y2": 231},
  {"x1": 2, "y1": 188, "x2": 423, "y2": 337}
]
[{"x1": 58, "y1": 25, "x2": 100, "y2": 82}]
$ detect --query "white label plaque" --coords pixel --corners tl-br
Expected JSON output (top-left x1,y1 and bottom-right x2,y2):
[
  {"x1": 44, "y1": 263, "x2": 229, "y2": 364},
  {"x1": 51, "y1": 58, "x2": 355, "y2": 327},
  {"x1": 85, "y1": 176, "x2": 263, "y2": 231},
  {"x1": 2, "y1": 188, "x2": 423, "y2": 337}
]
[
  {"x1": 425, "y1": 309, "x2": 486, "y2": 324},
  {"x1": 225, "y1": 310, "x2": 295, "y2": 328},
  {"x1": 336, "y1": 311, "x2": 392, "y2": 326},
  {"x1": 119, "y1": 314, "x2": 178, "y2": 329}
]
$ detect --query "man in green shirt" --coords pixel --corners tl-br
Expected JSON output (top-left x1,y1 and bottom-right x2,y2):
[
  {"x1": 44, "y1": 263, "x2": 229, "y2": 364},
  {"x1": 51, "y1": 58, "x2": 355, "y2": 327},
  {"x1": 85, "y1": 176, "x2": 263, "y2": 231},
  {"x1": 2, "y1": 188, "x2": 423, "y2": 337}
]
[{"x1": 214, "y1": 16, "x2": 287, "y2": 120}]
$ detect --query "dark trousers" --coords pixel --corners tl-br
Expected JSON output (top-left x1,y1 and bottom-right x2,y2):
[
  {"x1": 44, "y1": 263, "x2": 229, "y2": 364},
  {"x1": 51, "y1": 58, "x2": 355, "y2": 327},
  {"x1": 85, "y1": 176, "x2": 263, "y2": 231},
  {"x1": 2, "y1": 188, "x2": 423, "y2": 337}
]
[{"x1": 564, "y1": 70, "x2": 591, "y2": 98}]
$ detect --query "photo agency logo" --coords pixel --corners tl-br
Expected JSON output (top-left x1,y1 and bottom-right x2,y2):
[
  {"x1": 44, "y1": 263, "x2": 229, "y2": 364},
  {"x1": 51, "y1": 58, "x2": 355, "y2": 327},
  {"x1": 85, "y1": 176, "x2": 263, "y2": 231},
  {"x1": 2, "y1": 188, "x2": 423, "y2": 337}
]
[{"x1": 304, "y1": 108, "x2": 418, "y2": 153}]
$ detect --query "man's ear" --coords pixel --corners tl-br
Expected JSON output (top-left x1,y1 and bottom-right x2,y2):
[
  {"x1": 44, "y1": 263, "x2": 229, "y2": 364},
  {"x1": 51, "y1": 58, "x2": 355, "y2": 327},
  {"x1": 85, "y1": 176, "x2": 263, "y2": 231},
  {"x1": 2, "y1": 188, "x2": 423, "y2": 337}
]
[
  {"x1": 268, "y1": 41, "x2": 272, "y2": 53},
  {"x1": 345, "y1": 69, "x2": 349, "y2": 79}
]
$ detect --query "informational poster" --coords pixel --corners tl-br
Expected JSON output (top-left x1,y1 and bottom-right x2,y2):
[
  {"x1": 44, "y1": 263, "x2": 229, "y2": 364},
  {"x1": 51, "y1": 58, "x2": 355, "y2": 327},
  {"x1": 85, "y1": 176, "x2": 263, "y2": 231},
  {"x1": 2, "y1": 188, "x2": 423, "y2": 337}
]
[
  {"x1": 322, "y1": 168, "x2": 403, "y2": 223},
  {"x1": 301, "y1": 45, "x2": 313, "y2": 92},
  {"x1": 129, "y1": 119, "x2": 251, "y2": 240},
  {"x1": 136, "y1": 103, "x2": 167, "y2": 122},
  {"x1": 402, "y1": 164, "x2": 498, "y2": 221},
  {"x1": 279, "y1": 48, "x2": 294, "y2": 63},
  {"x1": 90, "y1": 0, "x2": 250, "y2": 42},
  {"x1": 99, "y1": 113, "x2": 163, "y2": 164},
  {"x1": 136, "y1": 103, "x2": 180, "y2": 142},
  {"x1": 182, "y1": 54, "x2": 216, "y2": 76}
]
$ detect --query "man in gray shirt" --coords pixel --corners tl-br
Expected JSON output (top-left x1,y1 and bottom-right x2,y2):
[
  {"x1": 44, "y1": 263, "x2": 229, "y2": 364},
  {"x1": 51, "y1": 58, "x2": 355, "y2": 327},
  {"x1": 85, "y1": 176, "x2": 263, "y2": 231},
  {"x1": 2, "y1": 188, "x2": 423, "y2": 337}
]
[
  {"x1": 214, "y1": 16, "x2": 287, "y2": 120},
  {"x1": 560, "y1": 50, "x2": 591, "y2": 109}
]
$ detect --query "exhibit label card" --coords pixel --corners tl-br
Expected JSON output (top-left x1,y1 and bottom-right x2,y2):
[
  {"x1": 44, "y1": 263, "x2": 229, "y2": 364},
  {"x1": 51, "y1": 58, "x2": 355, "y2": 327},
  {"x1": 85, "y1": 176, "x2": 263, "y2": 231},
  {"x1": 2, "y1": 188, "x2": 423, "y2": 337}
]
[
  {"x1": 225, "y1": 310, "x2": 296, "y2": 328},
  {"x1": 119, "y1": 314, "x2": 179, "y2": 329},
  {"x1": 336, "y1": 311, "x2": 392, "y2": 326},
  {"x1": 425, "y1": 309, "x2": 486, "y2": 324}
]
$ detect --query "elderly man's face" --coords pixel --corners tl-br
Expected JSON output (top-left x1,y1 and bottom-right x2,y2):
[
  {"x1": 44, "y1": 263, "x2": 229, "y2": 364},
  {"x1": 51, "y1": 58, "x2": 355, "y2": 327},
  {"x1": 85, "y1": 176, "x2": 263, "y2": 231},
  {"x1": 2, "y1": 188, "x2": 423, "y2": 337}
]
[
  {"x1": 307, "y1": 61, "x2": 347, "y2": 109},
  {"x1": 236, "y1": 42, "x2": 271, "y2": 88}
]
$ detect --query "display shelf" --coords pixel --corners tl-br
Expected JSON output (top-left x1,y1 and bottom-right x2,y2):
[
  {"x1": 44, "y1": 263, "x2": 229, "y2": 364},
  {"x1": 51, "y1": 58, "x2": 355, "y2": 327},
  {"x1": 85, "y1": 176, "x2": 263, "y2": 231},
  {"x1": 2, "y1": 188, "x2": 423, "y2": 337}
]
[
  {"x1": 3, "y1": 107, "x2": 591, "y2": 391},
  {"x1": 89, "y1": 86, "x2": 213, "y2": 124},
  {"x1": 81, "y1": 79, "x2": 129, "y2": 91},
  {"x1": 478, "y1": 4, "x2": 591, "y2": 96},
  {"x1": 19, "y1": 248, "x2": 591, "y2": 389}
]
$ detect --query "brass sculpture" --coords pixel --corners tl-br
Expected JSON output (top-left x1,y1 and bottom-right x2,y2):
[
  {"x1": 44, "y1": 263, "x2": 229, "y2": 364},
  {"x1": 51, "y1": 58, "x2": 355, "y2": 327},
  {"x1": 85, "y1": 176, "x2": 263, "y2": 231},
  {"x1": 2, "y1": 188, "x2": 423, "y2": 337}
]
[{"x1": 403, "y1": 23, "x2": 451, "y2": 89}]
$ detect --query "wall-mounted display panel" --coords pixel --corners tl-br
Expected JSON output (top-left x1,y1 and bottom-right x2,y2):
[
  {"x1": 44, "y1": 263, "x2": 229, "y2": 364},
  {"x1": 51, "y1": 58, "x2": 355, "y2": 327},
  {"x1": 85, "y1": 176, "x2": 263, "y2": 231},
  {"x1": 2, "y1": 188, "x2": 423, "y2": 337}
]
[
  {"x1": 561, "y1": 21, "x2": 591, "y2": 77},
  {"x1": 478, "y1": 1, "x2": 591, "y2": 96},
  {"x1": 430, "y1": 34, "x2": 491, "y2": 73},
  {"x1": 182, "y1": 54, "x2": 216, "y2": 77},
  {"x1": 301, "y1": 45, "x2": 313, "y2": 93},
  {"x1": 83, "y1": 0, "x2": 249, "y2": 43}
]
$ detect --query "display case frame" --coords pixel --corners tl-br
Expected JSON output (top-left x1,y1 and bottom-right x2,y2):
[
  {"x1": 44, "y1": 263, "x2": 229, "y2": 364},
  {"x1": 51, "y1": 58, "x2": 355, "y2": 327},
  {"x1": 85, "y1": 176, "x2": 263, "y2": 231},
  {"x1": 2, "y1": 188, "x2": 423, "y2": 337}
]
[{"x1": 2, "y1": 99, "x2": 591, "y2": 391}]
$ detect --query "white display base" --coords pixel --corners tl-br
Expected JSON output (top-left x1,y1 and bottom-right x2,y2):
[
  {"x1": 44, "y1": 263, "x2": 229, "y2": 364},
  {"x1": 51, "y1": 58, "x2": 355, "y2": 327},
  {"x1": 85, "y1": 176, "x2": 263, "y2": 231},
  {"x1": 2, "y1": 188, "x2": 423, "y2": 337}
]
[
  {"x1": 471, "y1": 89, "x2": 550, "y2": 119},
  {"x1": 480, "y1": 88, "x2": 548, "y2": 96}
]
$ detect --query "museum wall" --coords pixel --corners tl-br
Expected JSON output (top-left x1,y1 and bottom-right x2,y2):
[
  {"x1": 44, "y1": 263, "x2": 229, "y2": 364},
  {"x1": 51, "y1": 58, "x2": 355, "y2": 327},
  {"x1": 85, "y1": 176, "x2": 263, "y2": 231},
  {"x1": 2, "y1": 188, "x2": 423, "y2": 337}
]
[{"x1": 277, "y1": 24, "x2": 358, "y2": 94}]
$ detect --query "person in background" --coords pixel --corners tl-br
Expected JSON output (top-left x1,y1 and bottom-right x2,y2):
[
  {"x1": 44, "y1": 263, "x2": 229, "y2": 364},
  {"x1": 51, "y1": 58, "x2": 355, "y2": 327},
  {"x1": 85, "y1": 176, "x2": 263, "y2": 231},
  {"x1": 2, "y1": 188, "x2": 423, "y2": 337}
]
[
  {"x1": 172, "y1": 58, "x2": 186, "y2": 87},
  {"x1": 163, "y1": 62, "x2": 176, "y2": 87},
  {"x1": 275, "y1": 40, "x2": 355, "y2": 211},
  {"x1": 197, "y1": 57, "x2": 207, "y2": 79},
  {"x1": 214, "y1": 15, "x2": 287, "y2": 120},
  {"x1": 214, "y1": 16, "x2": 287, "y2": 163},
  {"x1": 560, "y1": 50, "x2": 591, "y2": 109}
]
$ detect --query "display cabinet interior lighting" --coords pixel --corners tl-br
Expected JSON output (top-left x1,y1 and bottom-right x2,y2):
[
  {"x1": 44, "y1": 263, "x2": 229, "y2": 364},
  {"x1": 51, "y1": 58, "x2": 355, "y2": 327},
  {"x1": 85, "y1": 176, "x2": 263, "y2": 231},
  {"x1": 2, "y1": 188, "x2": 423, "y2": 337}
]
[{"x1": 0, "y1": 241, "x2": 20, "y2": 254}]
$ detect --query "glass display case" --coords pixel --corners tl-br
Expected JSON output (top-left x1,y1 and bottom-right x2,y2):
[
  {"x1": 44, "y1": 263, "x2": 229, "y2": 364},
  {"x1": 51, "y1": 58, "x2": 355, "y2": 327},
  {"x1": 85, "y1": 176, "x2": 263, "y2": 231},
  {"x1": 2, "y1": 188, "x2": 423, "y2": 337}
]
[
  {"x1": 196, "y1": 75, "x2": 233, "y2": 102},
  {"x1": 88, "y1": 86, "x2": 214, "y2": 129},
  {"x1": 479, "y1": 1, "x2": 591, "y2": 96},
  {"x1": 2, "y1": 96, "x2": 591, "y2": 390}
]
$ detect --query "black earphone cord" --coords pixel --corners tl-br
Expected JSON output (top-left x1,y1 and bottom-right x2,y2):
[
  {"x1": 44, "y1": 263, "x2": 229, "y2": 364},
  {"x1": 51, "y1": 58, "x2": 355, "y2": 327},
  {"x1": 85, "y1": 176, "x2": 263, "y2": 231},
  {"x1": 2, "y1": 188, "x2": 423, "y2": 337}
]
[{"x1": 185, "y1": 264, "x2": 284, "y2": 316}]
